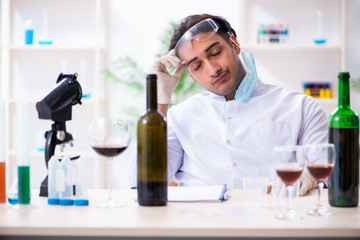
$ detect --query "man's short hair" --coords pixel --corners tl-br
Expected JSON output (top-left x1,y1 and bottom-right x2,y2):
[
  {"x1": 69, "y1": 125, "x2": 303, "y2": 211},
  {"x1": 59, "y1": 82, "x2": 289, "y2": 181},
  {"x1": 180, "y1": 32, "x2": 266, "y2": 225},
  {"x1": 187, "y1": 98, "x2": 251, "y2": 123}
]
[{"x1": 169, "y1": 14, "x2": 237, "y2": 52}]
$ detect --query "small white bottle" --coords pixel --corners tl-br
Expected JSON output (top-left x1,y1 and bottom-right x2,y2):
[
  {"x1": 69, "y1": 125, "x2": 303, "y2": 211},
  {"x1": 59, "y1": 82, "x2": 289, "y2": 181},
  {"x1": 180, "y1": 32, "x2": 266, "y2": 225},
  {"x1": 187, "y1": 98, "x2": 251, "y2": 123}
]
[
  {"x1": 48, "y1": 156, "x2": 61, "y2": 205},
  {"x1": 59, "y1": 156, "x2": 74, "y2": 206},
  {"x1": 74, "y1": 157, "x2": 89, "y2": 206},
  {"x1": 24, "y1": 20, "x2": 34, "y2": 45}
]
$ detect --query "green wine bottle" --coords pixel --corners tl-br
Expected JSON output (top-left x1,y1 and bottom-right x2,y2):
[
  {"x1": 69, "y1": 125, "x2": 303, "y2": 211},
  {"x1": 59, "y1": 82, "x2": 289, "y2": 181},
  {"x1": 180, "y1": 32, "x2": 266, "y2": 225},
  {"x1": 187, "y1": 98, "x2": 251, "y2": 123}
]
[
  {"x1": 328, "y1": 72, "x2": 359, "y2": 207},
  {"x1": 137, "y1": 74, "x2": 167, "y2": 206}
]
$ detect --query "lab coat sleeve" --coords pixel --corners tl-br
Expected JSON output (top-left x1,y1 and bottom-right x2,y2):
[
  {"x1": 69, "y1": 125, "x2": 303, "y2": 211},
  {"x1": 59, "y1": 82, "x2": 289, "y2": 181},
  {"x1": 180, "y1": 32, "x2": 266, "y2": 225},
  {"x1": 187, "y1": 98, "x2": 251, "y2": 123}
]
[
  {"x1": 127, "y1": 108, "x2": 185, "y2": 187},
  {"x1": 167, "y1": 108, "x2": 185, "y2": 183},
  {"x1": 295, "y1": 96, "x2": 328, "y2": 195},
  {"x1": 298, "y1": 96, "x2": 328, "y2": 146},
  {"x1": 128, "y1": 141, "x2": 138, "y2": 188}
]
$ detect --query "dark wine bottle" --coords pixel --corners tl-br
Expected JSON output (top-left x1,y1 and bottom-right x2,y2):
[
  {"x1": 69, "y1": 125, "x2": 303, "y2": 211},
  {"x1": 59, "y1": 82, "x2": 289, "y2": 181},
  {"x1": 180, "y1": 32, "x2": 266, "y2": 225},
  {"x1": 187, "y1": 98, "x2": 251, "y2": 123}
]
[
  {"x1": 328, "y1": 72, "x2": 359, "y2": 207},
  {"x1": 137, "y1": 74, "x2": 167, "y2": 206}
]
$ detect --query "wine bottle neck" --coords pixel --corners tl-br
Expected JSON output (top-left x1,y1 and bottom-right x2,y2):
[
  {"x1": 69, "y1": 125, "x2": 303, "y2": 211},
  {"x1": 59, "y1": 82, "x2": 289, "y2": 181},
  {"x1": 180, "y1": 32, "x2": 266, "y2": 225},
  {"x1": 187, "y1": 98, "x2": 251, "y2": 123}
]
[
  {"x1": 338, "y1": 78, "x2": 350, "y2": 109},
  {"x1": 146, "y1": 77, "x2": 157, "y2": 110}
]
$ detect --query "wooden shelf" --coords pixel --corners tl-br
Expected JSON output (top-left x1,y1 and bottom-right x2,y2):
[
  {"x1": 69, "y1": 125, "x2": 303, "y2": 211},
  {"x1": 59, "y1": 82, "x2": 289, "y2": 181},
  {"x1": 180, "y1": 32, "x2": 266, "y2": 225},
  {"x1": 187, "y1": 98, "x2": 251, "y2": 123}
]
[
  {"x1": 9, "y1": 45, "x2": 106, "y2": 51},
  {"x1": 1, "y1": 0, "x2": 107, "y2": 189},
  {"x1": 9, "y1": 150, "x2": 96, "y2": 159},
  {"x1": 316, "y1": 98, "x2": 337, "y2": 104},
  {"x1": 8, "y1": 98, "x2": 98, "y2": 105},
  {"x1": 242, "y1": 44, "x2": 341, "y2": 52}
]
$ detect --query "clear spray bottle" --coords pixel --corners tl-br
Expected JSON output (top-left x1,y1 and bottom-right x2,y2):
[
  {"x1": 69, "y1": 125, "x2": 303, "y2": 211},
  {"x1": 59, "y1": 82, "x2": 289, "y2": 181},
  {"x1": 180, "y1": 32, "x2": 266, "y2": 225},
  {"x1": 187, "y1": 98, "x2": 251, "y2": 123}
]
[
  {"x1": 59, "y1": 156, "x2": 74, "y2": 206},
  {"x1": 74, "y1": 157, "x2": 89, "y2": 206},
  {"x1": 48, "y1": 156, "x2": 61, "y2": 205}
]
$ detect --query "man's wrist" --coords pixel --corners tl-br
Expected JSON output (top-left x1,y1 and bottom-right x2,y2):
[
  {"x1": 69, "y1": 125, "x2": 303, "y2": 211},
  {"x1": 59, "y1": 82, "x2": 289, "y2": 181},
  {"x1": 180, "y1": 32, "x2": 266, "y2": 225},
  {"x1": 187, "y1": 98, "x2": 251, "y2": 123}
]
[
  {"x1": 158, "y1": 104, "x2": 169, "y2": 117},
  {"x1": 157, "y1": 89, "x2": 173, "y2": 105}
]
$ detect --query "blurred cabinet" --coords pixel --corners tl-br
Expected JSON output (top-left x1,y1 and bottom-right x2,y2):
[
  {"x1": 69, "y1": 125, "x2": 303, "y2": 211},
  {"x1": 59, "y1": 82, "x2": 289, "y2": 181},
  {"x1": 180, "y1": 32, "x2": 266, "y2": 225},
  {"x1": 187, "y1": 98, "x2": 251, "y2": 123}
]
[
  {"x1": 0, "y1": 0, "x2": 107, "y2": 190},
  {"x1": 238, "y1": 0, "x2": 346, "y2": 114}
]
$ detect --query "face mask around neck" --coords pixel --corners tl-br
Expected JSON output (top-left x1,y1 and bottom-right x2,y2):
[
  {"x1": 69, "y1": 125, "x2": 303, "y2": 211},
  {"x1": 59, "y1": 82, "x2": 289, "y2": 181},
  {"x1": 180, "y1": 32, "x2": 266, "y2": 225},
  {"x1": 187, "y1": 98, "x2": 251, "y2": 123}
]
[{"x1": 233, "y1": 51, "x2": 258, "y2": 103}]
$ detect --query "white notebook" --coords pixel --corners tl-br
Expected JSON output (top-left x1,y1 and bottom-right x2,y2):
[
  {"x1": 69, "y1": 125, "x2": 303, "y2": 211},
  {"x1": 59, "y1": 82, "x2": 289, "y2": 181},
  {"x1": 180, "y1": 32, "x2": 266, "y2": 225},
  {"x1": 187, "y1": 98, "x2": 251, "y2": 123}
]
[{"x1": 168, "y1": 184, "x2": 228, "y2": 202}]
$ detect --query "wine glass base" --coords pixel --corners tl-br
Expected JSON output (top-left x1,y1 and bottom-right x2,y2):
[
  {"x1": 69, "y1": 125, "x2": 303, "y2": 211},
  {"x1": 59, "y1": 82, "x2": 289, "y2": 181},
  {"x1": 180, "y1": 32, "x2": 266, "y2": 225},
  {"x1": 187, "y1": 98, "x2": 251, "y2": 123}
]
[
  {"x1": 276, "y1": 210, "x2": 302, "y2": 220},
  {"x1": 307, "y1": 207, "x2": 333, "y2": 216},
  {"x1": 96, "y1": 199, "x2": 125, "y2": 208}
]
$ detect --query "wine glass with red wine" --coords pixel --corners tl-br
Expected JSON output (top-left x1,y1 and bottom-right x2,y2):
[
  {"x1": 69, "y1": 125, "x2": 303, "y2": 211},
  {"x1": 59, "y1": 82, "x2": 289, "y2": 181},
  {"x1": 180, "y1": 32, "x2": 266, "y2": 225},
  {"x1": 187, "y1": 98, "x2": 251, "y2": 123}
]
[
  {"x1": 273, "y1": 145, "x2": 305, "y2": 220},
  {"x1": 88, "y1": 117, "x2": 131, "y2": 208},
  {"x1": 304, "y1": 143, "x2": 335, "y2": 216}
]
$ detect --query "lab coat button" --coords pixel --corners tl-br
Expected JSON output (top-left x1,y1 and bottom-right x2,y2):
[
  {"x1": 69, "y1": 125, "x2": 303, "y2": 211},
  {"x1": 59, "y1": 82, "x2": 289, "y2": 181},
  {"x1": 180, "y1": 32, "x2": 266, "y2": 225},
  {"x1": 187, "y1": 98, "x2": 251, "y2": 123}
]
[
  {"x1": 226, "y1": 139, "x2": 231, "y2": 144},
  {"x1": 228, "y1": 116, "x2": 232, "y2": 120},
  {"x1": 232, "y1": 163, "x2": 237, "y2": 167}
]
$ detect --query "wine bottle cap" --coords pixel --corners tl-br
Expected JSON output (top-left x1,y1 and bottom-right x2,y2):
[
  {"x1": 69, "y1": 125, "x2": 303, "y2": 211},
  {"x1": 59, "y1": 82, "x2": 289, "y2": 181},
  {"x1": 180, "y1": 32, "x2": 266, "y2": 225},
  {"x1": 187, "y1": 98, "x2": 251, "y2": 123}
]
[
  {"x1": 338, "y1": 72, "x2": 350, "y2": 79},
  {"x1": 146, "y1": 74, "x2": 157, "y2": 80}
]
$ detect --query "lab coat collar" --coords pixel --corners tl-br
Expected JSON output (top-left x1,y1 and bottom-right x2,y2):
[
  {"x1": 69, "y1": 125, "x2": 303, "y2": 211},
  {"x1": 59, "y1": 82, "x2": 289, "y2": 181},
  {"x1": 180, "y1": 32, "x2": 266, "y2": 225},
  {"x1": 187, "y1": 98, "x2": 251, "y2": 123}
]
[{"x1": 208, "y1": 78, "x2": 263, "y2": 102}]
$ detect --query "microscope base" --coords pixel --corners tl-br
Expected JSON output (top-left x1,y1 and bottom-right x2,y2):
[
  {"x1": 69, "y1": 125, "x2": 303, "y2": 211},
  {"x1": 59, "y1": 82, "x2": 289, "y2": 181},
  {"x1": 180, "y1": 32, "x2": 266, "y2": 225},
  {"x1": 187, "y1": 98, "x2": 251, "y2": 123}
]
[{"x1": 39, "y1": 175, "x2": 48, "y2": 197}]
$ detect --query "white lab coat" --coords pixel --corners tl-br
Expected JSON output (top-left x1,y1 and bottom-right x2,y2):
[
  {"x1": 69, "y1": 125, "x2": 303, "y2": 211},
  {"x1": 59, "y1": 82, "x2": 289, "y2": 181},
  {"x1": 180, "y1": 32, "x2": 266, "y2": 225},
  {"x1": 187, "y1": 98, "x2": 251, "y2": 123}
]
[{"x1": 129, "y1": 79, "x2": 328, "y2": 189}]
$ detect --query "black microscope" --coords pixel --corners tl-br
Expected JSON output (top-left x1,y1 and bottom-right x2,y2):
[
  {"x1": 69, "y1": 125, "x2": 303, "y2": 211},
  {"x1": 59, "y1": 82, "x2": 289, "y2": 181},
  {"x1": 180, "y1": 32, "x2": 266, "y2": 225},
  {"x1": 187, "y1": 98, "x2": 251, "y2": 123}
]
[{"x1": 36, "y1": 73, "x2": 82, "y2": 197}]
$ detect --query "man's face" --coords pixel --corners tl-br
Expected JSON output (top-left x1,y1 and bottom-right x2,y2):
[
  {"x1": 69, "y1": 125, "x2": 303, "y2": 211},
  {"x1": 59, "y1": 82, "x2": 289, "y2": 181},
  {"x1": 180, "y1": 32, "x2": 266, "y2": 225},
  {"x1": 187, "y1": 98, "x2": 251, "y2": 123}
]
[{"x1": 177, "y1": 33, "x2": 243, "y2": 100}]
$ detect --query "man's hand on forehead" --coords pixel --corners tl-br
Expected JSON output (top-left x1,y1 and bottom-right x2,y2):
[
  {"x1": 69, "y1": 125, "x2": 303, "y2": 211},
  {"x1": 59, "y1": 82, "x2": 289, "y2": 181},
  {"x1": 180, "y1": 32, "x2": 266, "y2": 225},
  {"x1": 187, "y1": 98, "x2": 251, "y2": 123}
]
[
  {"x1": 149, "y1": 50, "x2": 185, "y2": 104},
  {"x1": 152, "y1": 50, "x2": 181, "y2": 72}
]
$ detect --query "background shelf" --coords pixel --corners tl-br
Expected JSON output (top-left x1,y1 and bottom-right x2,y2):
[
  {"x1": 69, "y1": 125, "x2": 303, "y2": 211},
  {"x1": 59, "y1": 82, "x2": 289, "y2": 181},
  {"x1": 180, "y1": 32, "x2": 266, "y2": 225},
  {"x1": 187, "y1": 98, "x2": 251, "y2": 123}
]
[
  {"x1": 0, "y1": 0, "x2": 107, "y2": 190},
  {"x1": 9, "y1": 46, "x2": 106, "y2": 51},
  {"x1": 242, "y1": 44, "x2": 342, "y2": 52}
]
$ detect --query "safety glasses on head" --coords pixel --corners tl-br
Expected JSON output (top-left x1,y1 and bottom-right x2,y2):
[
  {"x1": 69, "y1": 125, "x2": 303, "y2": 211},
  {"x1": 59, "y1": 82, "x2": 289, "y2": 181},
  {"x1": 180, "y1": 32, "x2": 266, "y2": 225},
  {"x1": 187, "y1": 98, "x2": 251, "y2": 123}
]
[{"x1": 174, "y1": 18, "x2": 220, "y2": 65}]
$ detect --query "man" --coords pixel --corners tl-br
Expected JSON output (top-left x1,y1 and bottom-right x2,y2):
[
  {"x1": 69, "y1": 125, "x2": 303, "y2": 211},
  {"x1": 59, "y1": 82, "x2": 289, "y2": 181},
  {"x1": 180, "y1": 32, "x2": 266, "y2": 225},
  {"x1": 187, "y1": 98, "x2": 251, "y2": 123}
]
[{"x1": 129, "y1": 14, "x2": 328, "y2": 195}]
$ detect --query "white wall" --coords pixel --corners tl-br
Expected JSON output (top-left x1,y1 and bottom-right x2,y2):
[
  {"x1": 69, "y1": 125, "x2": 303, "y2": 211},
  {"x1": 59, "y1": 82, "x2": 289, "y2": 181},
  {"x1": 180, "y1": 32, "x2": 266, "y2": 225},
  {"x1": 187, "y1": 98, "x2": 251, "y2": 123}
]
[
  {"x1": 106, "y1": 0, "x2": 360, "y2": 189},
  {"x1": 347, "y1": 0, "x2": 360, "y2": 112}
]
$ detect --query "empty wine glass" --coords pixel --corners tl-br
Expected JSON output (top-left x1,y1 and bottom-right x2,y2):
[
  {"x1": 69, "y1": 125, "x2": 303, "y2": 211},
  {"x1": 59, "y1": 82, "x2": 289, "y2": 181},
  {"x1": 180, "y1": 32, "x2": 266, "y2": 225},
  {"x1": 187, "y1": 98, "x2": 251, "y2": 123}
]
[
  {"x1": 88, "y1": 117, "x2": 131, "y2": 208},
  {"x1": 304, "y1": 143, "x2": 335, "y2": 216},
  {"x1": 272, "y1": 145, "x2": 305, "y2": 220}
]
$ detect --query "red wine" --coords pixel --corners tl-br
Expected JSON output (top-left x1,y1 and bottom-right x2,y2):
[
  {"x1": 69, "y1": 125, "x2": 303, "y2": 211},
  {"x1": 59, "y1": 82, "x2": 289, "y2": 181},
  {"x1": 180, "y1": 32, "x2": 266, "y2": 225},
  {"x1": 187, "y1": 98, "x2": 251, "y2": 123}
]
[
  {"x1": 92, "y1": 145, "x2": 127, "y2": 157},
  {"x1": 276, "y1": 168, "x2": 303, "y2": 186},
  {"x1": 137, "y1": 181, "x2": 167, "y2": 206},
  {"x1": 307, "y1": 163, "x2": 334, "y2": 182}
]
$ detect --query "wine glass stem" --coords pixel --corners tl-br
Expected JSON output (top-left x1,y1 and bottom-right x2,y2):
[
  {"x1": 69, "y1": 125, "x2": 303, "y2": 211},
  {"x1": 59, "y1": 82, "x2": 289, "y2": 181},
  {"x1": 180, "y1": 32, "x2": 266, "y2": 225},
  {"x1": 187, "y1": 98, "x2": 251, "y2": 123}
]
[
  {"x1": 317, "y1": 182, "x2": 324, "y2": 208},
  {"x1": 107, "y1": 157, "x2": 113, "y2": 201},
  {"x1": 286, "y1": 185, "x2": 293, "y2": 212}
]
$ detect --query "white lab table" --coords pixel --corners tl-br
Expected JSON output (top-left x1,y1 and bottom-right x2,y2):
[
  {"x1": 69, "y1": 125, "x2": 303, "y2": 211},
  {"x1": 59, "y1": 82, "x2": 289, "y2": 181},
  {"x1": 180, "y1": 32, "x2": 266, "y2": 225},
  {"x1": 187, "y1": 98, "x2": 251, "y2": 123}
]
[{"x1": 0, "y1": 189, "x2": 359, "y2": 239}]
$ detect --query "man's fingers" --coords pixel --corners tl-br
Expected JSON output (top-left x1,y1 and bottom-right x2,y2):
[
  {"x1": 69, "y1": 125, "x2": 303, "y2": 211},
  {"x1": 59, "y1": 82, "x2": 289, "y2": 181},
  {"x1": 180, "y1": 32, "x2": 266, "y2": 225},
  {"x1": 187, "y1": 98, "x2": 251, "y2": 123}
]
[
  {"x1": 171, "y1": 64, "x2": 185, "y2": 79},
  {"x1": 159, "y1": 55, "x2": 181, "y2": 69}
]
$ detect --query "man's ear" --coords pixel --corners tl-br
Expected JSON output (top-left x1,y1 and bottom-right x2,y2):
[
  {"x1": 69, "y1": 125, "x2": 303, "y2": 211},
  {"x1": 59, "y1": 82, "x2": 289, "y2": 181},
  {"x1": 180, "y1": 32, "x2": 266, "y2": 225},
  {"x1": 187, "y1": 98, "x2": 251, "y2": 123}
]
[
  {"x1": 229, "y1": 34, "x2": 241, "y2": 54},
  {"x1": 186, "y1": 68, "x2": 198, "y2": 83}
]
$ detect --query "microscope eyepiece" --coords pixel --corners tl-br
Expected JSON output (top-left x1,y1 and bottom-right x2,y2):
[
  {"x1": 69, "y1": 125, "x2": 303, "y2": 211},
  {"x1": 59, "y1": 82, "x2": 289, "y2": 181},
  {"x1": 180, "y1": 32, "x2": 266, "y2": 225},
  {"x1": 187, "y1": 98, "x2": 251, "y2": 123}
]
[{"x1": 36, "y1": 73, "x2": 82, "y2": 122}]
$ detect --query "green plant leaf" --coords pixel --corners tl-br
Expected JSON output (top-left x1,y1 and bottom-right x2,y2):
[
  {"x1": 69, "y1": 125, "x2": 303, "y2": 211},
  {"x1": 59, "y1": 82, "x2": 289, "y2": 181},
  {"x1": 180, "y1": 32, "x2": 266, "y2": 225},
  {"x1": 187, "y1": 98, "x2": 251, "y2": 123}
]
[
  {"x1": 120, "y1": 106, "x2": 142, "y2": 137},
  {"x1": 103, "y1": 57, "x2": 146, "y2": 94},
  {"x1": 157, "y1": 21, "x2": 178, "y2": 57},
  {"x1": 351, "y1": 78, "x2": 360, "y2": 92}
]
